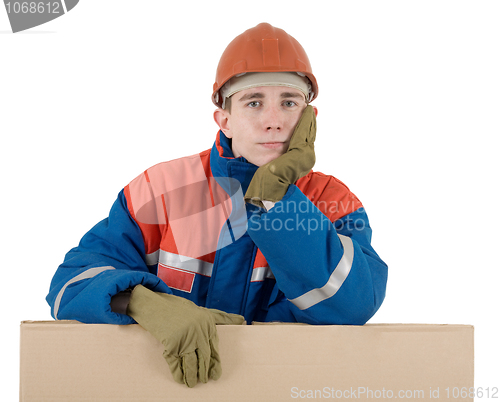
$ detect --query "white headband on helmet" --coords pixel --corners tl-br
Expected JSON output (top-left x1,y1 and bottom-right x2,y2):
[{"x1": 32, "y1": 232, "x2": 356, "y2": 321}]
[{"x1": 220, "y1": 72, "x2": 312, "y2": 109}]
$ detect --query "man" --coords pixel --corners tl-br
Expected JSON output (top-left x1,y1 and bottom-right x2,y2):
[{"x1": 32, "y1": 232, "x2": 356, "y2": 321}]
[{"x1": 47, "y1": 23, "x2": 388, "y2": 387}]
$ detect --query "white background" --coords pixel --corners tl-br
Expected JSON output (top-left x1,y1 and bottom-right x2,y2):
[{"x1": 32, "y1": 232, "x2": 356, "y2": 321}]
[{"x1": 2, "y1": 0, "x2": 499, "y2": 399}]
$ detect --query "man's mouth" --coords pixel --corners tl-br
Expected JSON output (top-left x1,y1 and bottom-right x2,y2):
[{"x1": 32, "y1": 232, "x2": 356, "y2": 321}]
[{"x1": 260, "y1": 142, "x2": 285, "y2": 149}]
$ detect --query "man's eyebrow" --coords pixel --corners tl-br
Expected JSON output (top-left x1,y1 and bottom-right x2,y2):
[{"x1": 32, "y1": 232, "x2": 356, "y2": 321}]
[
  {"x1": 238, "y1": 92, "x2": 265, "y2": 102},
  {"x1": 280, "y1": 92, "x2": 304, "y2": 99}
]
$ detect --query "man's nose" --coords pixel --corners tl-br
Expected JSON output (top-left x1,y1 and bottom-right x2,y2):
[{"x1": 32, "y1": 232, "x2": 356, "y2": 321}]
[{"x1": 262, "y1": 106, "x2": 283, "y2": 132}]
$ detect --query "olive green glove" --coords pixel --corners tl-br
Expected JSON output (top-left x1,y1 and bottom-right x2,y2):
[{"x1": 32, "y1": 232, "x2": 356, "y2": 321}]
[
  {"x1": 244, "y1": 105, "x2": 316, "y2": 208},
  {"x1": 126, "y1": 284, "x2": 245, "y2": 388}
]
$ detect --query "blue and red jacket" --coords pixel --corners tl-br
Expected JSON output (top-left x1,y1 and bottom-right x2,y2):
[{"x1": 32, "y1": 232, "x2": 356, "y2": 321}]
[{"x1": 46, "y1": 131, "x2": 388, "y2": 325}]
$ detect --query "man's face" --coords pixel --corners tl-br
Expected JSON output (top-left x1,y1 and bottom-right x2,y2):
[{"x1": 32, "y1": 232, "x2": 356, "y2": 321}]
[{"x1": 215, "y1": 86, "x2": 309, "y2": 166}]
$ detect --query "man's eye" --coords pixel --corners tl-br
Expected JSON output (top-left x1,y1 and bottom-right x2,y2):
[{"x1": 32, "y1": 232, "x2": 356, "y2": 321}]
[
  {"x1": 283, "y1": 101, "x2": 297, "y2": 107},
  {"x1": 248, "y1": 101, "x2": 261, "y2": 108}
]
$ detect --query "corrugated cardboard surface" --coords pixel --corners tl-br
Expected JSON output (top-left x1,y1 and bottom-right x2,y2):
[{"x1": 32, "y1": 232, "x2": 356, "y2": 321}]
[{"x1": 20, "y1": 321, "x2": 473, "y2": 401}]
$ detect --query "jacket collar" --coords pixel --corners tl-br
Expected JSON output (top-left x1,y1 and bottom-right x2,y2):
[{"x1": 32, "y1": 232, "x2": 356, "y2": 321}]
[{"x1": 210, "y1": 130, "x2": 259, "y2": 193}]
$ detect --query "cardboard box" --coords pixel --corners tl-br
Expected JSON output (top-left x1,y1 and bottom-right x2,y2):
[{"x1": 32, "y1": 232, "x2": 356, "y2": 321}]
[{"x1": 19, "y1": 321, "x2": 473, "y2": 401}]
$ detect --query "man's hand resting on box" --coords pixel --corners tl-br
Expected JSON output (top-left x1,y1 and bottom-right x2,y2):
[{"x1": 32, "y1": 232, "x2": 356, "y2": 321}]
[{"x1": 126, "y1": 284, "x2": 245, "y2": 388}]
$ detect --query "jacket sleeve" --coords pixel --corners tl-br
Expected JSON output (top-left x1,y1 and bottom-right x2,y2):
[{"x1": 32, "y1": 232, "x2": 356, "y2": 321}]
[
  {"x1": 246, "y1": 184, "x2": 388, "y2": 325},
  {"x1": 46, "y1": 190, "x2": 171, "y2": 324}
]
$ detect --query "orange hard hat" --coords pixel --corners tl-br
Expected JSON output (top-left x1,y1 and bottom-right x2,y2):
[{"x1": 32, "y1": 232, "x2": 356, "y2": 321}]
[{"x1": 212, "y1": 23, "x2": 318, "y2": 107}]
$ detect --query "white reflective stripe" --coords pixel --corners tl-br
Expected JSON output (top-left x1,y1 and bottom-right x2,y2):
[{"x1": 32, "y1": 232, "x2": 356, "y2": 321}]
[
  {"x1": 53, "y1": 266, "x2": 115, "y2": 320},
  {"x1": 289, "y1": 235, "x2": 354, "y2": 310},
  {"x1": 159, "y1": 250, "x2": 213, "y2": 277},
  {"x1": 145, "y1": 250, "x2": 159, "y2": 266},
  {"x1": 251, "y1": 266, "x2": 275, "y2": 282}
]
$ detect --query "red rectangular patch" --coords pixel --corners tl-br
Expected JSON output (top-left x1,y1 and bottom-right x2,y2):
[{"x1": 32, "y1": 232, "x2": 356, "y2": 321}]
[{"x1": 157, "y1": 264, "x2": 195, "y2": 293}]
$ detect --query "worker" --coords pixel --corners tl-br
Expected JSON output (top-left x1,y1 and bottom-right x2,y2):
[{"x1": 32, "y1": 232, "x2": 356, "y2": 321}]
[{"x1": 46, "y1": 23, "x2": 388, "y2": 388}]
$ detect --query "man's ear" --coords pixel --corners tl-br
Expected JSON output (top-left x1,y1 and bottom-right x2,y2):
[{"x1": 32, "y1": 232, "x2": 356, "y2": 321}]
[{"x1": 213, "y1": 108, "x2": 232, "y2": 138}]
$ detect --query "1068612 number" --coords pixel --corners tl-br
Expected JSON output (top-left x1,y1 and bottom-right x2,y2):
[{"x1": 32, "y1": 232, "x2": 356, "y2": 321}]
[
  {"x1": 445, "y1": 387, "x2": 498, "y2": 399},
  {"x1": 5, "y1": 2, "x2": 61, "y2": 14}
]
